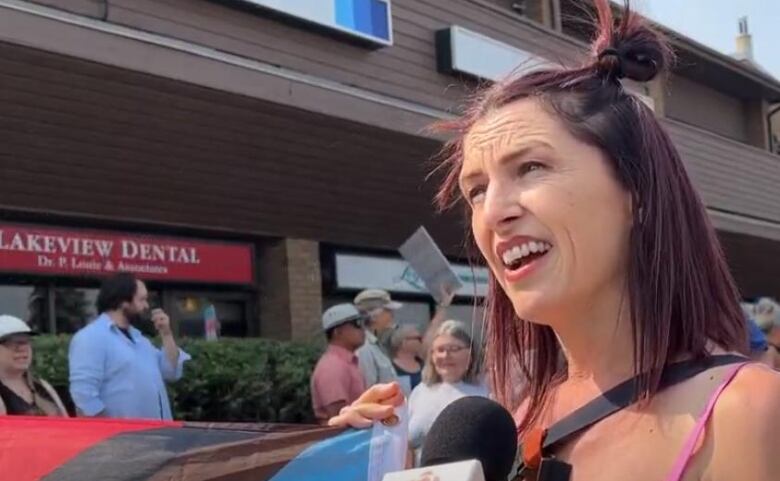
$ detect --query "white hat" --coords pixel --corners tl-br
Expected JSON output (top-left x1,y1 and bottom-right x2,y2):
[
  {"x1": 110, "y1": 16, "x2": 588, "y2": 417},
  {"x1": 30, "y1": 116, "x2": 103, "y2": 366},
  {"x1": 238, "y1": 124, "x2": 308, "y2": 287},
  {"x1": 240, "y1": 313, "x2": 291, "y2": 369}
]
[
  {"x1": 322, "y1": 304, "x2": 364, "y2": 331},
  {"x1": 0, "y1": 315, "x2": 37, "y2": 341},
  {"x1": 353, "y1": 289, "x2": 403, "y2": 312}
]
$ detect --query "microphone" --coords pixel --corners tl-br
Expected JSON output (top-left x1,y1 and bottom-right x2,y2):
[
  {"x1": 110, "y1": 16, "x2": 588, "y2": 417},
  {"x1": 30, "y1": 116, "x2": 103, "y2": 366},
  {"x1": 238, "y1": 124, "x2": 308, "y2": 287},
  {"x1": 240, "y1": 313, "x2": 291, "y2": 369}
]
[{"x1": 382, "y1": 396, "x2": 518, "y2": 481}]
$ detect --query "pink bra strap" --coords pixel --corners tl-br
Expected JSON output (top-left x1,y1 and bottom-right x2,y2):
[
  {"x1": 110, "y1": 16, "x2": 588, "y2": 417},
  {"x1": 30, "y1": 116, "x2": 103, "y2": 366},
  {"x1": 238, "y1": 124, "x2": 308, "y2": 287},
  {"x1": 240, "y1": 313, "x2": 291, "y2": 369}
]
[{"x1": 664, "y1": 362, "x2": 748, "y2": 481}]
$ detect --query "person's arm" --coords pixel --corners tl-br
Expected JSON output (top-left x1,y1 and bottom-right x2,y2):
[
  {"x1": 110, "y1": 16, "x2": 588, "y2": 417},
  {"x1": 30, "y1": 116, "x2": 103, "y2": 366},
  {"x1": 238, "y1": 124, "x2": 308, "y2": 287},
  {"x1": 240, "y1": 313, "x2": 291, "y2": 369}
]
[
  {"x1": 68, "y1": 332, "x2": 107, "y2": 417},
  {"x1": 313, "y1": 362, "x2": 357, "y2": 422},
  {"x1": 39, "y1": 379, "x2": 69, "y2": 417},
  {"x1": 357, "y1": 345, "x2": 378, "y2": 387},
  {"x1": 321, "y1": 401, "x2": 348, "y2": 420},
  {"x1": 328, "y1": 382, "x2": 403, "y2": 428},
  {"x1": 702, "y1": 364, "x2": 780, "y2": 481},
  {"x1": 152, "y1": 309, "x2": 191, "y2": 382},
  {"x1": 0, "y1": 396, "x2": 7, "y2": 415}
]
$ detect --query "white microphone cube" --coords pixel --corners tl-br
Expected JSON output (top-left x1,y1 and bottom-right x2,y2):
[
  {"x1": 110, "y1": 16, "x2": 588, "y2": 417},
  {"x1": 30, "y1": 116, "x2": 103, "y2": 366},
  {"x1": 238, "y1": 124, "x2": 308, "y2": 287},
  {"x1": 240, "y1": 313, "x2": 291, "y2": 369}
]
[{"x1": 381, "y1": 460, "x2": 486, "y2": 481}]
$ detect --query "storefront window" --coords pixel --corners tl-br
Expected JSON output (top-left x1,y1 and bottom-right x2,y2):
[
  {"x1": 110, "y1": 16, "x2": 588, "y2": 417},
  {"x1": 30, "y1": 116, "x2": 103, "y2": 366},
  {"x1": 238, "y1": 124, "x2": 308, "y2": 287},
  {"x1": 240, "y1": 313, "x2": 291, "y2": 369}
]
[
  {"x1": 447, "y1": 303, "x2": 486, "y2": 345},
  {"x1": 394, "y1": 301, "x2": 432, "y2": 331},
  {"x1": 172, "y1": 295, "x2": 248, "y2": 338},
  {"x1": 0, "y1": 284, "x2": 48, "y2": 332},
  {"x1": 54, "y1": 287, "x2": 99, "y2": 333}
]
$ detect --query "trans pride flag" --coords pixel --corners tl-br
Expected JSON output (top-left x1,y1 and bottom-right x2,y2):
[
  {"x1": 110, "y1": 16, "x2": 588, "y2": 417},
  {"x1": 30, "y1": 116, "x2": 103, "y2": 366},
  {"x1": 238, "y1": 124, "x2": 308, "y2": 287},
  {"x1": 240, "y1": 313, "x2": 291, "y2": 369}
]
[{"x1": 0, "y1": 408, "x2": 407, "y2": 481}]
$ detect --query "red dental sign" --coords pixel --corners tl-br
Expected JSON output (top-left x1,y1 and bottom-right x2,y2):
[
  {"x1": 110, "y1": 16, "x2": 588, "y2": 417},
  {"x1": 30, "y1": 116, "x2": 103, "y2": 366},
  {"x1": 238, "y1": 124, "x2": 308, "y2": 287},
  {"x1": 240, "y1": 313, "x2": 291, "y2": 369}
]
[{"x1": 0, "y1": 224, "x2": 254, "y2": 284}]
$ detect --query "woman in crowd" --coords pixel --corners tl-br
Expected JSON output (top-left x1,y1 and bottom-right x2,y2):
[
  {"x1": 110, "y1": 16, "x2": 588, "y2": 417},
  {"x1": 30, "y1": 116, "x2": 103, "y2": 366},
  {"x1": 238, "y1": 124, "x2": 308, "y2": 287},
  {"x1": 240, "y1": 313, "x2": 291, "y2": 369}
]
[
  {"x1": 329, "y1": 1, "x2": 780, "y2": 479},
  {"x1": 0, "y1": 315, "x2": 68, "y2": 416},
  {"x1": 754, "y1": 297, "x2": 780, "y2": 368},
  {"x1": 390, "y1": 325, "x2": 425, "y2": 395},
  {"x1": 407, "y1": 320, "x2": 487, "y2": 459}
]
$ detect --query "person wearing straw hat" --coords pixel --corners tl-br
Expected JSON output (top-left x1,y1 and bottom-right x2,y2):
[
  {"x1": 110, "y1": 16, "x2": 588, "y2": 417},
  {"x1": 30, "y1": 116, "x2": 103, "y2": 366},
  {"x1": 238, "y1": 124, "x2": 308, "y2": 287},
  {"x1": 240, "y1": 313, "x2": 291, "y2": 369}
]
[
  {"x1": 354, "y1": 289, "x2": 402, "y2": 388},
  {"x1": 0, "y1": 315, "x2": 68, "y2": 416}
]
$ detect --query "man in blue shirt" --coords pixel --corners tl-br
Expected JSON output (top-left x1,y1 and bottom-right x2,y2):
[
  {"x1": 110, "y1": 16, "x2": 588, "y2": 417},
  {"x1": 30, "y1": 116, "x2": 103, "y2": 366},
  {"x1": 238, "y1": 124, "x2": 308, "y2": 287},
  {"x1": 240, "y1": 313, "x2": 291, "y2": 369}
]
[{"x1": 69, "y1": 273, "x2": 191, "y2": 420}]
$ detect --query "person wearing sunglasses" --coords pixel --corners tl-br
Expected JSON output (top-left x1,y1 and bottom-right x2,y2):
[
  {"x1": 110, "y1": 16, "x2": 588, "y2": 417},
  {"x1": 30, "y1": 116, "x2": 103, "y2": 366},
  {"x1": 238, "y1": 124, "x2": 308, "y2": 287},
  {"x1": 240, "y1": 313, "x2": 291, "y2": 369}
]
[
  {"x1": 310, "y1": 304, "x2": 367, "y2": 423},
  {"x1": 0, "y1": 315, "x2": 68, "y2": 416}
]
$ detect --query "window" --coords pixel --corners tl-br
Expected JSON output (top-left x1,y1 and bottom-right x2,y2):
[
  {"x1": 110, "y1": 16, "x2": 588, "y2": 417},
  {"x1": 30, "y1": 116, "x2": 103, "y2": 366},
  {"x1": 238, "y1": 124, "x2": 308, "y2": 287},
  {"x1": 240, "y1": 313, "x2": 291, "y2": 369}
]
[
  {"x1": 446, "y1": 303, "x2": 486, "y2": 345},
  {"x1": 394, "y1": 301, "x2": 432, "y2": 331},
  {"x1": 0, "y1": 284, "x2": 48, "y2": 332},
  {"x1": 172, "y1": 294, "x2": 248, "y2": 338},
  {"x1": 53, "y1": 287, "x2": 99, "y2": 333}
]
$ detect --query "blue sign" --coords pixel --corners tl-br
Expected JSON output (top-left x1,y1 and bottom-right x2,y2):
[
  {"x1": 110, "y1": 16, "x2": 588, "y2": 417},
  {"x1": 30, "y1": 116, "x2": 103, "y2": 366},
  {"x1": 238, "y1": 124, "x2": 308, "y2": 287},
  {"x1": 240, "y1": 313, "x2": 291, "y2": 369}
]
[{"x1": 243, "y1": 0, "x2": 393, "y2": 46}]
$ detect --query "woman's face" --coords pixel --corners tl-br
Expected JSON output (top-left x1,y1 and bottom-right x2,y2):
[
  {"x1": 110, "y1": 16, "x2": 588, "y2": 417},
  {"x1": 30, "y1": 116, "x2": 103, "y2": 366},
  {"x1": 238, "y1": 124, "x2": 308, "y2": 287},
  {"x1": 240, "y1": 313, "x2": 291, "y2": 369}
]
[
  {"x1": 0, "y1": 335, "x2": 33, "y2": 373},
  {"x1": 432, "y1": 334, "x2": 471, "y2": 383},
  {"x1": 401, "y1": 327, "x2": 423, "y2": 355},
  {"x1": 459, "y1": 99, "x2": 633, "y2": 324},
  {"x1": 372, "y1": 309, "x2": 395, "y2": 333}
]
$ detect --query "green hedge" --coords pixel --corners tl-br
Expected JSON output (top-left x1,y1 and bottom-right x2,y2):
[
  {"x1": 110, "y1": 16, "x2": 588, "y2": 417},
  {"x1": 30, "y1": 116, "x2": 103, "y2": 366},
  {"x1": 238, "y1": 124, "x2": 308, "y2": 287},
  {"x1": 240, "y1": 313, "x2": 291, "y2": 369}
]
[{"x1": 32, "y1": 335, "x2": 324, "y2": 423}]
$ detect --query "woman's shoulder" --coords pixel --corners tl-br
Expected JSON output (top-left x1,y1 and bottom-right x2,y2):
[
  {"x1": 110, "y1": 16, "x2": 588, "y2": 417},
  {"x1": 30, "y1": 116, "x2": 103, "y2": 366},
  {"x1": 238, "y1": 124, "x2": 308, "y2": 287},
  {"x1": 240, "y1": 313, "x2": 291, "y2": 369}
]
[
  {"x1": 712, "y1": 362, "x2": 780, "y2": 425},
  {"x1": 461, "y1": 381, "x2": 490, "y2": 397},
  {"x1": 409, "y1": 382, "x2": 433, "y2": 400},
  {"x1": 704, "y1": 363, "x2": 780, "y2": 479}
]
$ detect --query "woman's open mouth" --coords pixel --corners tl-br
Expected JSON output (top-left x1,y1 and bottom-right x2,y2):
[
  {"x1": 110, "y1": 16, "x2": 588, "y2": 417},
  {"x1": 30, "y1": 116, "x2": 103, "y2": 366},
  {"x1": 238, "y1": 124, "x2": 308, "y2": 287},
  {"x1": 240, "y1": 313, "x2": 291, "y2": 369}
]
[{"x1": 498, "y1": 239, "x2": 552, "y2": 283}]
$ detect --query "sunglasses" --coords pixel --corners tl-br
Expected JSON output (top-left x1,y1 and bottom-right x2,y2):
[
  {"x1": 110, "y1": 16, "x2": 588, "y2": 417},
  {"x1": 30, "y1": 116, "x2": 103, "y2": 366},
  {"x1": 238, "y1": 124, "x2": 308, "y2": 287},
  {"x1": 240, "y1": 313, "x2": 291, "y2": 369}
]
[{"x1": 342, "y1": 316, "x2": 366, "y2": 329}]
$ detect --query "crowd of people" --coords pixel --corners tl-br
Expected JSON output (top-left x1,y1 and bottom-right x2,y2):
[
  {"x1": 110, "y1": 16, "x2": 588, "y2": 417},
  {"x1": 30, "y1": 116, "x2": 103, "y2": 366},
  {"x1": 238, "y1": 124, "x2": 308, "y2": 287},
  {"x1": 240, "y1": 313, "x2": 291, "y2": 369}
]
[
  {"x1": 325, "y1": 1, "x2": 780, "y2": 479},
  {"x1": 0, "y1": 272, "x2": 189, "y2": 418},
  {"x1": 1, "y1": 1, "x2": 779, "y2": 479},
  {"x1": 310, "y1": 288, "x2": 489, "y2": 461},
  {"x1": 745, "y1": 297, "x2": 780, "y2": 367}
]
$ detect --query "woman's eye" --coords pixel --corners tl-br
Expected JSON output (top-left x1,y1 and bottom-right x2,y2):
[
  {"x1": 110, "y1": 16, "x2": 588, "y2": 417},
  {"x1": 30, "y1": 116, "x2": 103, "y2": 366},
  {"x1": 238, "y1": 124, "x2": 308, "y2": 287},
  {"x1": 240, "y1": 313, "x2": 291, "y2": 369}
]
[
  {"x1": 519, "y1": 161, "x2": 546, "y2": 176},
  {"x1": 467, "y1": 187, "x2": 486, "y2": 204}
]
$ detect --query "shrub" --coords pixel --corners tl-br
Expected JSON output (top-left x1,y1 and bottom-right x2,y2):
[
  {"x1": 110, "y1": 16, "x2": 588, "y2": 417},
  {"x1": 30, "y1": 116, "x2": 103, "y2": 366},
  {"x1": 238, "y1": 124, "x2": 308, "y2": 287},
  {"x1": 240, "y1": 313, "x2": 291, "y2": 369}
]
[{"x1": 32, "y1": 335, "x2": 324, "y2": 423}]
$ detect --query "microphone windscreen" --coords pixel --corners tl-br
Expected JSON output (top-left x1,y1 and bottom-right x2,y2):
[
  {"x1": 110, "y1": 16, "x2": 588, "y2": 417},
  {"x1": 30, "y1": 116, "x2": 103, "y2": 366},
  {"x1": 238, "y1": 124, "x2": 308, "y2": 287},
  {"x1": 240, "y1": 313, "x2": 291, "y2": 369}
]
[{"x1": 420, "y1": 396, "x2": 518, "y2": 481}]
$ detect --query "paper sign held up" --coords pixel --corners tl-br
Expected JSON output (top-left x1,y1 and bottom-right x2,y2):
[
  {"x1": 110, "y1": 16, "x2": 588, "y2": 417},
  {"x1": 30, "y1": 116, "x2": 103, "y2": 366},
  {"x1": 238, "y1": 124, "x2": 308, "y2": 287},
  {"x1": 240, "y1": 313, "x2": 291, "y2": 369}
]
[{"x1": 399, "y1": 227, "x2": 462, "y2": 306}]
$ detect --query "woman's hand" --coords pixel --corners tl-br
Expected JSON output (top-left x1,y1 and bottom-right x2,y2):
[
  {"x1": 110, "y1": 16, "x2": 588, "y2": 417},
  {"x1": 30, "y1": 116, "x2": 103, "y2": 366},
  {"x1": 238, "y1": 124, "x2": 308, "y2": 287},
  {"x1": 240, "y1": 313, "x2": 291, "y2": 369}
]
[{"x1": 328, "y1": 382, "x2": 404, "y2": 429}]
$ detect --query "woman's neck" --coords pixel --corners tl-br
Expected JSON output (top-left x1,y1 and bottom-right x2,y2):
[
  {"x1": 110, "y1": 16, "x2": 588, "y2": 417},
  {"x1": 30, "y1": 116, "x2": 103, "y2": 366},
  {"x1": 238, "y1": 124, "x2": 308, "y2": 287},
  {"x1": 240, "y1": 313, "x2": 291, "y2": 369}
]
[
  {"x1": 549, "y1": 286, "x2": 636, "y2": 389},
  {"x1": 395, "y1": 351, "x2": 418, "y2": 363},
  {"x1": 0, "y1": 367, "x2": 26, "y2": 384}
]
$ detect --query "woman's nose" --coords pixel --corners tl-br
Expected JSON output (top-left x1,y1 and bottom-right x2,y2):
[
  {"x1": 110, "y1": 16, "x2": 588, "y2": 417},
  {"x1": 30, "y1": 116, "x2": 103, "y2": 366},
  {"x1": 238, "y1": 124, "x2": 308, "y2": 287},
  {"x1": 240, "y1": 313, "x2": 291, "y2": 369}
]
[{"x1": 482, "y1": 183, "x2": 524, "y2": 232}]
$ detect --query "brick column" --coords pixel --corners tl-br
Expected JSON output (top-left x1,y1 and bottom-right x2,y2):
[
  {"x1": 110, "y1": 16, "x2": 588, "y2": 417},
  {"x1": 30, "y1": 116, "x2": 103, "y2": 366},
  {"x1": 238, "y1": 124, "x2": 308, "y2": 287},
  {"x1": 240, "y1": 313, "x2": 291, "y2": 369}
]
[{"x1": 257, "y1": 238, "x2": 323, "y2": 341}]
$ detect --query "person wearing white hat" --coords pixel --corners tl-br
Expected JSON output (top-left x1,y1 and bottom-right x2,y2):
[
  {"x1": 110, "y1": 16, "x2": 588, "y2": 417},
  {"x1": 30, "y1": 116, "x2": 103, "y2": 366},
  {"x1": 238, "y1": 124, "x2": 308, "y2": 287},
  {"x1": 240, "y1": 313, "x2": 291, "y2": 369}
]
[
  {"x1": 0, "y1": 315, "x2": 67, "y2": 416},
  {"x1": 310, "y1": 303, "x2": 367, "y2": 423},
  {"x1": 354, "y1": 289, "x2": 402, "y2": 388}
]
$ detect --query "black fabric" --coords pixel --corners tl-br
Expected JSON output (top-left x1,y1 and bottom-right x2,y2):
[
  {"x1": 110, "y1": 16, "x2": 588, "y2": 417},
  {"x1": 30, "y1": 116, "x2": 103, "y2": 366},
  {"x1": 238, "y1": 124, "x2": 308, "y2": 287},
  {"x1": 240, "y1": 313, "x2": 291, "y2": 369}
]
[
  {"x1": 42, "y1": 426, "x2": 260, "y2": 481},
  {"x1": 543, "y1": 354, "x2": 747, "y2": 451},
  {"x1": 517, "y1": 354, "x2": 748, "y2": 479},
  {"x1": 0, "y1": 378, "x2": 53, "y2": 415},
  {"x1": 117, "y1": 326, "x2": 134, "y2": 342},
  {"x1": 392, "y1": 358, "x2": 423, "y2": 391},
  {"x1": 421, "y1": 396, "x2": 518, "y2": 481}
]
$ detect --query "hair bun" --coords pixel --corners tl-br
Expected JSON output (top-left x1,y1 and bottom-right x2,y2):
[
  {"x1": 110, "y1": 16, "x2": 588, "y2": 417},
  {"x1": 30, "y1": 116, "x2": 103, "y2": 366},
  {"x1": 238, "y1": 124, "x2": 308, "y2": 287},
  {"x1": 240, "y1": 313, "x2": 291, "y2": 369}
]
[
  {"x1": 592, "y1": 0, "x2": 672, "y2": 83},
  {"x1": 597, "y1": 45, "x2": 661, "y2": 82}
]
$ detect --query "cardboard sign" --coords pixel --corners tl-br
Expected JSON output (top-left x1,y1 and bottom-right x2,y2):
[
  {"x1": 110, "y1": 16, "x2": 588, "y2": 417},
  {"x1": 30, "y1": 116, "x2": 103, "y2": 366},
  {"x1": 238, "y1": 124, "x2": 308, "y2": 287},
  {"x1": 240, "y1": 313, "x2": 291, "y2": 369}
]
[{"x1": 398, "y1": 227, "x2": 462, "y2": 305}]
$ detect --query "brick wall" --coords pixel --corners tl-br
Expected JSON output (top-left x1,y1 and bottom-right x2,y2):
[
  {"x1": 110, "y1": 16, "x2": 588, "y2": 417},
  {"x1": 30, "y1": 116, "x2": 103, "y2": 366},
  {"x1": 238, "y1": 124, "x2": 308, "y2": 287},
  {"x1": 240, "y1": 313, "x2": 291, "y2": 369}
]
[
  {"x1": 257, "y1": 238, "x2": 323, "y2": 341},
  {"x1": 287, "y1": 238, "x2": 324, "y2": 341}
]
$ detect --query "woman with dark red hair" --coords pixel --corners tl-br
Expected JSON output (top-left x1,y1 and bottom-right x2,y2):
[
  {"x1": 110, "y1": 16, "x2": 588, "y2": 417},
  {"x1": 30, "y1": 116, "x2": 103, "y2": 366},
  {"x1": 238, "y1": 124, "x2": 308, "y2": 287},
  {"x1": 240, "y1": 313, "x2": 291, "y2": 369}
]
[{"x1": 329, "y1": 1, "x2": 780, "y2": 479}]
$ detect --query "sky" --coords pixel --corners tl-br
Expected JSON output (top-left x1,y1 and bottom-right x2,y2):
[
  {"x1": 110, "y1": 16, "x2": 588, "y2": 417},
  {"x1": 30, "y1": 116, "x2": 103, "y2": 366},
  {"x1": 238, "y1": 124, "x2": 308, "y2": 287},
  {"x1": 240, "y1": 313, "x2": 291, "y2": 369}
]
[{"x1": 629, "y1": 0, "x2": 780, "y2": 80}]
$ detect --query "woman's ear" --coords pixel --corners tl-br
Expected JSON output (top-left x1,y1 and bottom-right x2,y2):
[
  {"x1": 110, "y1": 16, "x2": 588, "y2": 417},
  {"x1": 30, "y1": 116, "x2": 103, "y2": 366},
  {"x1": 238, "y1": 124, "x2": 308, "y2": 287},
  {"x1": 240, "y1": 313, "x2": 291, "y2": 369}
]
[{"x1": 628, "y1": 192, "x2": 643, "y2": 225}]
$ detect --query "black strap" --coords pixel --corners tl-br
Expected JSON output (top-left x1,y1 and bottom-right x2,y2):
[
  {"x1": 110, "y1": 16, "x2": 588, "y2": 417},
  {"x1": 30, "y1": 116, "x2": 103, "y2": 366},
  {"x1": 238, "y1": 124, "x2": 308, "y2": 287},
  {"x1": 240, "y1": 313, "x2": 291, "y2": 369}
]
[{"x1": 542, "y1": 354, "x2": 747, "y2": 451}]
